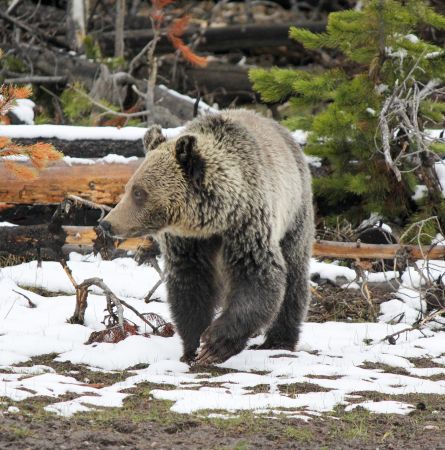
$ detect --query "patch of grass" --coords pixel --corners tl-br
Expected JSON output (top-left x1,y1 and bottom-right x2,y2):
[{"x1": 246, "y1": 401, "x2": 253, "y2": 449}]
[
  {"x1": 0, "y1": 254, "x2": 27, "y2": 268},
  {"x1": 330, "y1": 407, "x2": 370, "y2": 440},
  {"x1": 284, "y1": 426, "x2": 314, "y2": 442},
  {"x1": 17, "y1": 286, "x2": 66, "y2": 297},
  {"x1": 408, "y1": 357, "x2": 444, "y2": 368},
  {"x1": 218, "y1": 442, "x2": 250, "y2": 450},
  {"x1": 189, "y1": 365, "x2": 238, "y2": 376},
  {"x1": 245, "y1": 384, "x2": 270, "y2": 394},
  {"x1": 278, "y1": 382, "x2": 330, "y2": 396},
  {"x1": 359, "y1": 361, "x2": 410, "y2": 376},
  {"x1": 306, "y1": 374, "x2": 342, "y2": 380},
  {"x1": 0, "y1": 425, "x2": 34, "y2": 439},
  {"x1": 17, "y1": 354, "x2": 130, "y2": 386}
]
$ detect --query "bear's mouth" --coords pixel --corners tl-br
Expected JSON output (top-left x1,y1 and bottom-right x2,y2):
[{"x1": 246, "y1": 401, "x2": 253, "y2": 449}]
[{"x1": 100, "y1": 226, "x2": 160, "y2": 240}]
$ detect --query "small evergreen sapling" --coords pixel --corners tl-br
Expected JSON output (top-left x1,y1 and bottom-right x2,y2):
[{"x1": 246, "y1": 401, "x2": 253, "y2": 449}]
[{"x1": 250, "y1": 0, "x2": 445, "y2": 235}]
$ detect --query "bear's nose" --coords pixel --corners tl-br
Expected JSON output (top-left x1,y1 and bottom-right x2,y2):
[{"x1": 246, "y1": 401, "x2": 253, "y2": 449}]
[{"x1": 98, "y1": 220, "x2": 113, "y2": 235}]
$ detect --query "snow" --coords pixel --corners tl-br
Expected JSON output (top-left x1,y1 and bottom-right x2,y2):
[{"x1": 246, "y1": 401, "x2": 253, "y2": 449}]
[
  {"x1": 11, "y1": 99, "x2": 35, "y2": 125},
  {"x1": 404, "y1": 34, "x2": 419, "y2": 44},
  {"x1": 63, "y1": 154, "x2": 139, "y2": 166},
  {"x1": 345, "y1": 400, "x2": 415, "y2": 415},
  {"x1": 413, "y1": 184, "x2": 428, "y2": 201},
  {"x1": 435, "y1": 161, "x2": 445, "y2": 196},
  {"x1": 1, "y1": 253, "x2": 445, "y2": 419},
  {"x1": 291, "y1": 130, "x2": 308, "y2": 145}
]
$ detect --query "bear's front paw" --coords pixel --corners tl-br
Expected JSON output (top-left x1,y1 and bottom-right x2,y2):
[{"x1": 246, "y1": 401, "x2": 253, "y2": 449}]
[
  {"x1": 180, "y1": 350, "x2": 197, "y2": 364},
  {"x1": 194, "y1": 326, "x2": 246, "y2": 366}
]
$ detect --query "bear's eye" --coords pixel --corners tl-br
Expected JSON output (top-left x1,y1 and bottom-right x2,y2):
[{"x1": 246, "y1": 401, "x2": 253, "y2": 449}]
[{"x1": 132, "y1": 188, "x2": 147, "y2": 203}]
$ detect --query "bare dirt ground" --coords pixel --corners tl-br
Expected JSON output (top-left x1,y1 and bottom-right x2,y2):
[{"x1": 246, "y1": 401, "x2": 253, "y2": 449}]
[{"x1": 1, "y1": 383, "x2": 445, "y2": 450}]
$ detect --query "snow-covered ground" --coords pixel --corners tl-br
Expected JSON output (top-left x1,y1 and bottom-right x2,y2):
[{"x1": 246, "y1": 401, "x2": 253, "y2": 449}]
[{"x1": 1, "y1": 251, "x2": 444, "y2": 419}]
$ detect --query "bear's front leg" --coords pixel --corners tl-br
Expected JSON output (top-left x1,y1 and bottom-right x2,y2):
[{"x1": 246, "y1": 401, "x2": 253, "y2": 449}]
[
  {"x1": 195, "y1": 239, "x2": 286, "y2": 365},
  {"x1": 165, "y1": 235, "x2": 221, "y2": 363}
]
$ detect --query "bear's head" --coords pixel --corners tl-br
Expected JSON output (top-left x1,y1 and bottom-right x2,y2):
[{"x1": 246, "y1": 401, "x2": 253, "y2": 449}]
[{"x1": 100, "y1": 125, "x2": 211, "y2": 239}]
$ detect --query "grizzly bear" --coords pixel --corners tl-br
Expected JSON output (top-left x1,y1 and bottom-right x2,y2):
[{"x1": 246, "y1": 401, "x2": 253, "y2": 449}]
[{"x1": 101, "y1": 110, "x2": 314, "y2": 365}]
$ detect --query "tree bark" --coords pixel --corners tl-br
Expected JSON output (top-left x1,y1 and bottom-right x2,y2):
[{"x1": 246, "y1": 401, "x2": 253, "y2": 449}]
[
  {"x1": 0, "y1": 159, "x2": 141, "y2": 205},
  {"x1": 67, "y1": 0, "x2": 86, "y2": 52},
  {"x1": 115, "y1": 0, "x2": 126, "y2": 59}
]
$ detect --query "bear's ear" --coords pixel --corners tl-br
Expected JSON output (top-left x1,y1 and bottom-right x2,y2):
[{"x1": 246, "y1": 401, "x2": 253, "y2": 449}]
[
  {"x1": 143, "y1": 125, "x2": 165, "y2": 154},
  {"x1": 175, "y1": 135, "x2": 205, "y2": 190}
]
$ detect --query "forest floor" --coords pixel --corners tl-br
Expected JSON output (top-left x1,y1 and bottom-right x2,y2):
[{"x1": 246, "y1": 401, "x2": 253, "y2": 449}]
[{"x1": 1, "y1": 255, "x2": 445, "y2": 450}]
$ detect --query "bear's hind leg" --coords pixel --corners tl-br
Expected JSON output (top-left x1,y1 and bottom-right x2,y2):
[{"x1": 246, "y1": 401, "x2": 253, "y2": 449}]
[
  {"x1": 165, "y1": 235, "x2": 221, "y2": 363},
  {"x1": 254, "y1": 216, "x2": 312, "y2": 351}
]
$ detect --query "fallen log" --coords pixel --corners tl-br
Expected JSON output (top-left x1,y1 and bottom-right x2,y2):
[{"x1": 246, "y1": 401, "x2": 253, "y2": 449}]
[
  {"x1": 0, "y1": 159, "x2": 142, "y2": 205},
  {"x1": 97, "y1": 21, "x2": 326, "y2": 56},
  {"x1": 312, "y1": 239, "x2": 445, "y2": 260},
  {"x1": 0, "y1": 225, "x2": 146, "y2": 258},
  {"x1": 10, "y1": 138, "x2": 146, "y2": 158},
  {"x1": 1, "y1": 223, "x2": 444, "y2": 261},
  {"x1": 175, "y1": 62, "x2": 252, "y2": 105},
  {"x1": 0, "y1": 44, "x2": 215, "y2": 121}
]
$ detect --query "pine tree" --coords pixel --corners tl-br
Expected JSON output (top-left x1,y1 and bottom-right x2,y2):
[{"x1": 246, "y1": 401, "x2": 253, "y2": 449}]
[{"x1": 250, "y1": 0, "x2": 445, "y2": 235}]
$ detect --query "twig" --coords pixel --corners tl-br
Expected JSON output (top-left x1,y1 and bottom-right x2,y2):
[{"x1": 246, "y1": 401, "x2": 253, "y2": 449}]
[
  {"x1": 12, "y1": 289, "x2": 36, "y2": 308},
  {"x1": 66, "y1": 195, "x2": 111, "y2": 220},
  {"x1": 144, "y1": 279, "x2": 163, "y2": 303},
  {"x1": 380, "y1": 306, "x2": 445, "y2": 344},
  {"x1": 79, "y1": 277, "x2": 124, "y2": 329},
  {"x1": 0, "y1": 9, "x2": 68, "y2": 49},
  {"x1": 119, "y1": 298, "x2": 156, "y2": 332},
  {"x1": 69, "y1": 83, "x2": 153, "y2": 118},
  {"x1": 59, "y1": 258, "x2": 78, "y2": 289}
]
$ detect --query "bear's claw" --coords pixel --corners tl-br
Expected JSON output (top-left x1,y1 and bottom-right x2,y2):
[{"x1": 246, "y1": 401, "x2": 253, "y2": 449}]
[{"x1": 194, "y1": 327, "x2": 247, "y2": 366}]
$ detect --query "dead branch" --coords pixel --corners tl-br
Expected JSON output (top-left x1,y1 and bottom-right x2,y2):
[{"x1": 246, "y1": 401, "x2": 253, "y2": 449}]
[
  {"x1": 380, "y1": 306, "x2": 445, "y2": 344},
  {"x1": 12, "y1": 289, "x2": 36, "y2": 308},
  {"x1": 66, "y1": 195, "x2": 111, "y2": 221},
  {"x1": 0, "y1": 9, "x2": 68, "y2": 49},
  {"x1": 144, "y1": 279, "x2": 163, "y2": 304},
  {"x1": 4, "y1": 76, "x2": 67, "y2": 85}
]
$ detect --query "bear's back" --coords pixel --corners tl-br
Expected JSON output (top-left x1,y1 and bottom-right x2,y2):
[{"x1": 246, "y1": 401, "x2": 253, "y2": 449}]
[{"x1": 189, "y1": 110, "x2": 311, "y2": 243}]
